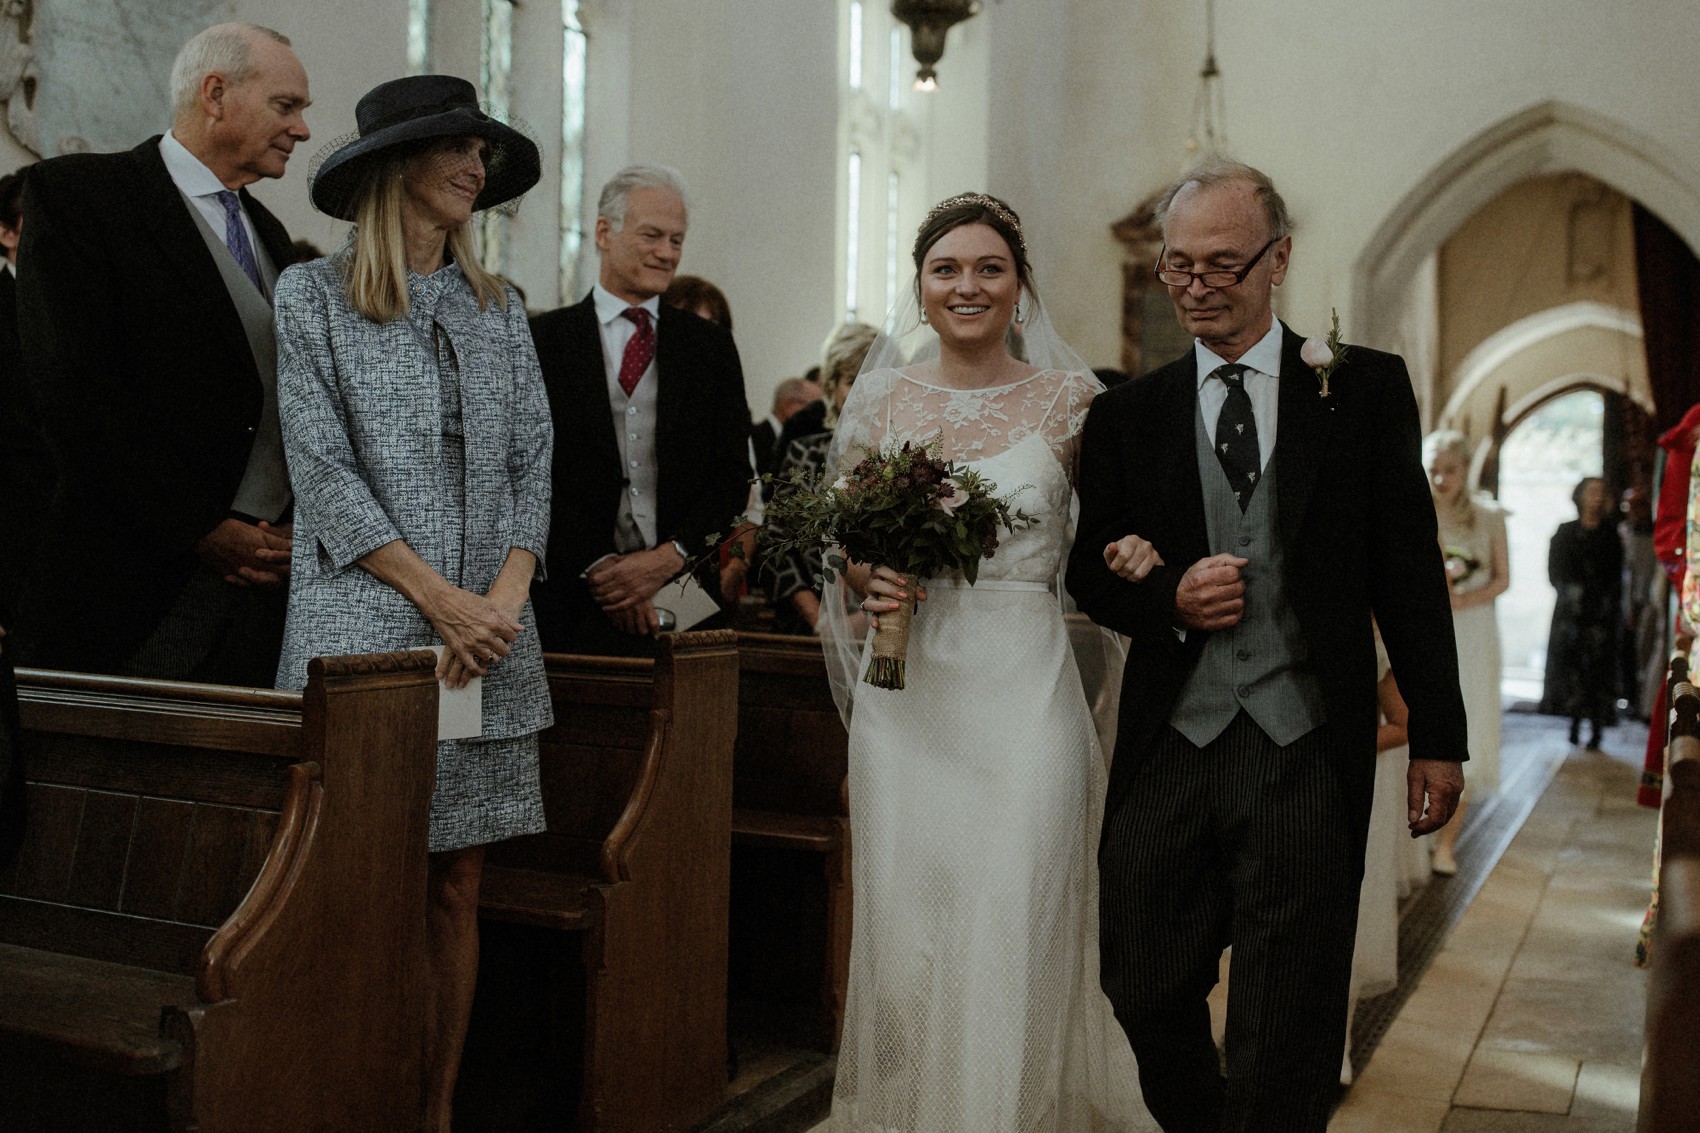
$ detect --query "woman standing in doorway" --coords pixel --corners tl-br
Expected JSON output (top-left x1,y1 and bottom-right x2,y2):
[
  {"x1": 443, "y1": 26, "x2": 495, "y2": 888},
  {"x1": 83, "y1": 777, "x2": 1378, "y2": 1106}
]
[
  {"x1": 1425, "y1": 432, "x2": 1509, "y2": 876},
  {"x1": 1541, "y1": 476, "x2": 1624, "y2": 750}
]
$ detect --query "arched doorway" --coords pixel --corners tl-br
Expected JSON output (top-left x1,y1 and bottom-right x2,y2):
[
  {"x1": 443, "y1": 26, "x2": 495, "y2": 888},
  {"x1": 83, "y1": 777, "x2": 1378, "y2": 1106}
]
[
  {"x1": 1355, "y1": 99, "x2": 1700, "y2": 384},
  {"x1": 1496, "y1": 387, "x2": 1606, "y2": 705}
]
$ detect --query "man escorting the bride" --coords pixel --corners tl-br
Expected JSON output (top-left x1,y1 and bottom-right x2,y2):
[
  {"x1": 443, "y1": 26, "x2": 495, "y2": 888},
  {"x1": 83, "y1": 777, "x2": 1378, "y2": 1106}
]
[
  {"x1": 820, "y1": 194, "x2": 1152, "y2": 1131},
  {"x1": 1067, "y1": 160, "x2": 1469, "y2": 1133}
]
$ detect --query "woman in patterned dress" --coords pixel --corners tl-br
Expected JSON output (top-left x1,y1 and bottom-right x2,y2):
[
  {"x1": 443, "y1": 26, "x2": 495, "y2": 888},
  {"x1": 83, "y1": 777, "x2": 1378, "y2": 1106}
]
[{"x1": 271, "y1": 75, "x2": 549, "y2": 1131}]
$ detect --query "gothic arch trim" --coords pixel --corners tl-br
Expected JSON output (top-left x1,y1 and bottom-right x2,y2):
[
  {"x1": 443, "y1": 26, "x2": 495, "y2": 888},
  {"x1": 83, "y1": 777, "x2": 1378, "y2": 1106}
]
[{"x1": 1354, "y1": 100, "x2": 1700, "y2": 350}]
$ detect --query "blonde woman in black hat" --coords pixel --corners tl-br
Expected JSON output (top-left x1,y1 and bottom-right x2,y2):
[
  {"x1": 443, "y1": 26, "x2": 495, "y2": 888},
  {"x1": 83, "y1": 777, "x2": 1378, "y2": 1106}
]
[{"x1": 272, "y1": 74, "x2": 549, "y2": 1130}]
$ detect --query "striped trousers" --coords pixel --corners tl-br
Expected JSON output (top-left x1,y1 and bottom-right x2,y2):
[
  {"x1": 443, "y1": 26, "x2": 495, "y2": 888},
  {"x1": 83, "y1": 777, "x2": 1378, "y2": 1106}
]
[{"x1": 1099, "y1": 711, "x2": 1367, "y2": 1133}]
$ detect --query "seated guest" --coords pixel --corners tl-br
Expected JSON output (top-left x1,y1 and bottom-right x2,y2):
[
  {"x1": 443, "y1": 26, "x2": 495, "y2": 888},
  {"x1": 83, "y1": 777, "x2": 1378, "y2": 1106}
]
[
  {"x1": 272, "y1": 74, "x2": 550, "y2": 1131},
  {"x1": 530, "y1": 164, "x2": 751, "y2": 655},
  {"x1": 773, "y1": 363, "x2": 831, "y2": 466},
  {"x1": 663, "y1": 272, "x2": 733, "y2": 331},
  {"x1": 13, "y1": 24, "x2": 309, "y2": 683},
  {"x1": 764, "y1": 321, "x2": 876, "y2": 633},
  {"x1": 750, "y1": 375, "x2": 825, "y2": 482}
]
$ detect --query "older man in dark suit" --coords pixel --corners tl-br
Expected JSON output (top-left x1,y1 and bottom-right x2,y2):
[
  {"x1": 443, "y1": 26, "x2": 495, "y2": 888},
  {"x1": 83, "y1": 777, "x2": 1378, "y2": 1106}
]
[
  {"x1": 529, "y1": 164, "x2": 750, "y2": 655},
  {"x1": 13, "y1": 23, "x2": 309, "y2": 684},
  {"x1": 1067, "y1": 160, "x2": 1468, "y2": 1133}
]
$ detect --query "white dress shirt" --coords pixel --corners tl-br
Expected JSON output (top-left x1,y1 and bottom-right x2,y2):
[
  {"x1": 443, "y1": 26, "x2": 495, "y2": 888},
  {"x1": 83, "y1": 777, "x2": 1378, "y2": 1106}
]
[
  {"x1": 593, "y1": 284, "x2": 663, "y2": 550},
  {"x1": 1194, "y1": 319, "x2": 1285, "y2": 470},
  {"x1": 158, "y1": 132, "x2": 274, "y2": 284}
]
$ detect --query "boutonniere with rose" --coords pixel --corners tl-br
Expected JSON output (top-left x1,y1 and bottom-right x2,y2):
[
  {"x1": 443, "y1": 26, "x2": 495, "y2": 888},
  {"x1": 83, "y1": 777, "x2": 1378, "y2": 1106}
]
[{"x1": 1301, "y1": 309, "x2": 1348, "y2": 398}]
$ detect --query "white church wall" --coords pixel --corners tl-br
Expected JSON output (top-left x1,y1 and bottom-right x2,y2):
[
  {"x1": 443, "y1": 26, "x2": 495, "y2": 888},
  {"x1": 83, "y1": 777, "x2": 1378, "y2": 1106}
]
[
  {"x1": 1031, "y1": 0, "x2": 1700, "y2": 371},
  {"x1": 7, "y1": 1, "x2": 1700, "y2": 405}
]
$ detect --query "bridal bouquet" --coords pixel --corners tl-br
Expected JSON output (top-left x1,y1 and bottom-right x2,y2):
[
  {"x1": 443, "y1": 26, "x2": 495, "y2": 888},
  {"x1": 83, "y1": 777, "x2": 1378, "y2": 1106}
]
[
  {"x1": 1442, "y1": 545, "x2": 1482, "y2": 589},
  {"x1": 761, "y1": 437, "x2": 1036, "y2": 690}
]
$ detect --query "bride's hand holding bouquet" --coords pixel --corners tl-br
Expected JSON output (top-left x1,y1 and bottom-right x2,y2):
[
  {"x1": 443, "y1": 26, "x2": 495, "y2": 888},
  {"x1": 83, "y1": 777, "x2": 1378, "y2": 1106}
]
[{"x1": 761, "y1": 436, "x2": 1035, "y2": 690}]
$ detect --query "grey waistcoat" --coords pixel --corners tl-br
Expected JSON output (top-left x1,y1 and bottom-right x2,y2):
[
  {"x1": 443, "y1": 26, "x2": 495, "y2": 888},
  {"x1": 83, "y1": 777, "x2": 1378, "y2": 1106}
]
[
  {"x1": 1168, "y1": 405, "x2": 1327, "y2": 748},
  {"x1": 181, "y1": 194, "x2": 292, "y2": 523}
]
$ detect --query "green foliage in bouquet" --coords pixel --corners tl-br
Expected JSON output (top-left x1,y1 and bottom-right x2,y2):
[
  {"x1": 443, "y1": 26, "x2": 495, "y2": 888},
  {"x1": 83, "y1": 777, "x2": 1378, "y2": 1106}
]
[{"x1": 759, "y1": 436, "x2": 1038, "y2": 588}]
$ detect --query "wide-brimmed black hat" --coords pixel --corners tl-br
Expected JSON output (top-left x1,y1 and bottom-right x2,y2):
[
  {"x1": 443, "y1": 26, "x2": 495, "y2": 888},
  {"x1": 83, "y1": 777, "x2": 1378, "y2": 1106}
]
[{"x1": 308, "y1": 75, "x2": 542, "y2": 221}]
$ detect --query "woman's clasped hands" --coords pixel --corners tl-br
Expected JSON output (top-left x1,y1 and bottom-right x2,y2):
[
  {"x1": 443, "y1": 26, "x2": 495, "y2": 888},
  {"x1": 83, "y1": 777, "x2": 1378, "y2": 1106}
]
[{"x1": 427, "y1": 582, "x2": 525, "y2": 689}]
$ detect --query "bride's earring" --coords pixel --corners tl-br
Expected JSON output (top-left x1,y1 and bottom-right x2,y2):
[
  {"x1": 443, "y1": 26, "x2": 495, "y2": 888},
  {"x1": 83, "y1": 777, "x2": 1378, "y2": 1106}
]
[
  {"x1": 919, "y1": 307, "x2": 929, "y2": 325},
  {"x1": 1014, "y1": 302, "x2": 1023, "y2": 325}
]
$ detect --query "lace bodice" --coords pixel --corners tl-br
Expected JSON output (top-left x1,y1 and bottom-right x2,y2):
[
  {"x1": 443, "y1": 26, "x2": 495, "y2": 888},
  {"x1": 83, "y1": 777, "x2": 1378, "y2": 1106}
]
[{"x1": 831, "y1": 367, "x2": 1098, "y2": 585}]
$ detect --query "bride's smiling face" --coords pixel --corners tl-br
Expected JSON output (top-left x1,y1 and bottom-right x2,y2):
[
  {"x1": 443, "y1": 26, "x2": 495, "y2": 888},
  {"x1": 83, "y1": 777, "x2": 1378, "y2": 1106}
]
[{"x1": 920, "y1": 223, "x2": 1019, "y2": 350}]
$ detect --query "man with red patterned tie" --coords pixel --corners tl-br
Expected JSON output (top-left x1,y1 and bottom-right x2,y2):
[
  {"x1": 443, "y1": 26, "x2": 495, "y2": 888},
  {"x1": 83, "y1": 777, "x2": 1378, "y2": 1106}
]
[{"x1": 529, "y1": 164, "x2": 750, "y2": 654}]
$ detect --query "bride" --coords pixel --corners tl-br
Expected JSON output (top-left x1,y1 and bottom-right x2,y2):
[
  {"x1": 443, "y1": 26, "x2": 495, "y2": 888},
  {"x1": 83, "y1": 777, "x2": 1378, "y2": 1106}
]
[{"x1": 820, "y1": 194, "x2": 1153, "y2": 1132}]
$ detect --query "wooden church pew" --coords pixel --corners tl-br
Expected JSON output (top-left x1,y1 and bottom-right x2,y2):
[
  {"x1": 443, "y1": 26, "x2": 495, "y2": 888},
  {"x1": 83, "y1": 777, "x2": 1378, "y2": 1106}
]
[
  {"x1": 0, "y1": 652, "x2": 438, "y2": 1133},
  {"x1": 730, "y1": 630, "x2": 852, "y2": 1051},
  {"x1": 475, "y1": 629, "x2": 738, "y2": 1133}
]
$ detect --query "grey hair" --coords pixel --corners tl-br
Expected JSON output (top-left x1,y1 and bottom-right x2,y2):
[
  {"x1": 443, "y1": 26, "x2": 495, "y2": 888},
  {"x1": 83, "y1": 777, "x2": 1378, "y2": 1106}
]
[
  {"x1": 597, "y1": 163, "x2": 691, "y2": 230},
  {"x1": 1155, "y1": 158, "x2": 1293, "y2": 242},
  {"x1": 170, "y1": 24, "x2": 292, "y2": 119},
  {"x1": 770, "y1": 376, "x2": 817, "y2": 413}
]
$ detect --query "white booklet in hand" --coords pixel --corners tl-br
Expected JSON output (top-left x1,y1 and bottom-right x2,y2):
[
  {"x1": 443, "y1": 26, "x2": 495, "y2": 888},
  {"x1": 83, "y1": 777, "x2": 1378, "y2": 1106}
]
[
  {"x1": 427, "y1": 645, "x2": 484, "y2": 740},
  {"x1": 654, "y1": 572, "x2": 721, "y2": 634}
]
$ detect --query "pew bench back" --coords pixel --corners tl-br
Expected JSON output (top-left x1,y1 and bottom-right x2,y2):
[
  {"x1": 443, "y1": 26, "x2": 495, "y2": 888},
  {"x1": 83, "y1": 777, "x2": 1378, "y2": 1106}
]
[{"x1": 0, "y1": 654, "x2": 438, "y2": 1133}]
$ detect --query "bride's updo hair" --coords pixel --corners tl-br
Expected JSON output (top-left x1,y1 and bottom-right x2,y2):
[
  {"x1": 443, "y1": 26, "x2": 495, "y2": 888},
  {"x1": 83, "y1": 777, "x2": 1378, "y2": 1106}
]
[{"x1": 912, "y1": 193, "x2": 1034, "y2": 301}]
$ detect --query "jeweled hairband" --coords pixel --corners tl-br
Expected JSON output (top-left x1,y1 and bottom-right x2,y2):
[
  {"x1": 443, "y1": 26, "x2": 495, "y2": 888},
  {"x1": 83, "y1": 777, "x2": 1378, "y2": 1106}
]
[{"x1": 920, "y1": 193, "x2": 1027, "y2": 257}]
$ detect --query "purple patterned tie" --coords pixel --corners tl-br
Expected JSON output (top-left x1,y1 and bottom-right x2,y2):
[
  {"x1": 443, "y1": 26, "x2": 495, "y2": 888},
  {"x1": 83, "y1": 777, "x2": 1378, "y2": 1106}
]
[{"x1": 215, "y1": 190, "x2": 264, "y2": 293}]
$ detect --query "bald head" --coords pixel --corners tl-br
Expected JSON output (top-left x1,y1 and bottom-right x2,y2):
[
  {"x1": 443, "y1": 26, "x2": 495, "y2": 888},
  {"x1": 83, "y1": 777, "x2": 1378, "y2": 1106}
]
[{"x1": 1158, "y1": 168, "x2": 1292, "y2": 363}]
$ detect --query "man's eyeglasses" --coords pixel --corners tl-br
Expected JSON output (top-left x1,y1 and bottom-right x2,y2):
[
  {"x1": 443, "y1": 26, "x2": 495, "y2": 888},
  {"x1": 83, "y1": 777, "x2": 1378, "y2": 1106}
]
[{"x1": 1155, "y1": 237, "x2": 1277, "y2": 289}]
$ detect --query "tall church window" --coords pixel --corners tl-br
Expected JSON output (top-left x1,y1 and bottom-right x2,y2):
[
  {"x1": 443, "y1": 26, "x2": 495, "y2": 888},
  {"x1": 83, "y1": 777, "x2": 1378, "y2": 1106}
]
[
  {"x1": 478, "y1": 0, "x2": 514, "y2": 275},
  {"x1": 841, "y1": 1, "x2": 929, "y2": 325},
  {"x1": 407, "y1": 0, "x2": 431, "y2": 75},
  {"x1": 560, "y1": 1, "x2": 589, "y2": 301}
]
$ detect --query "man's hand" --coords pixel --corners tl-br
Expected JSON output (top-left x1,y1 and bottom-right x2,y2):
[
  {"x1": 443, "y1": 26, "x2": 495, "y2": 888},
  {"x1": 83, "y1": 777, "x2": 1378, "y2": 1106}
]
[
  {"x1": 196, "y1": 518, "x2": 293, "y2": 587},
  {"x1": 586, "y1": 545, "x2": 683, "y2": 612},
  {"x1": 1407, "y1": 758, "x2": 1465, "y2": 836},
  {"x1": 1173, "y1": 553, "x2": 1247, "y2": 631},
  {"x1": 606, "y1": 598, "x2": 661, "y2": 636},
  {"x1": 1103, "y1": 534, "x2": 1164, "y2": 582}
]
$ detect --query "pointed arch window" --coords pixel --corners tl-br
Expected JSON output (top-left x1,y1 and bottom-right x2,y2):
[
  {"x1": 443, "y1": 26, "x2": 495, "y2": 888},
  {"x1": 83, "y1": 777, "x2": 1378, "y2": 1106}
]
[{"x1": 841, "y1": 1, "x2": 929, "y2": 324}]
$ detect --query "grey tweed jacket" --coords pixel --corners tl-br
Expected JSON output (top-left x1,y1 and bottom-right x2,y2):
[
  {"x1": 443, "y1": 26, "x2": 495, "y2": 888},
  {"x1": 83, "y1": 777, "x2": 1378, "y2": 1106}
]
[{"x1": 272, "y1": 256, "x2": 554, "y2": 739}]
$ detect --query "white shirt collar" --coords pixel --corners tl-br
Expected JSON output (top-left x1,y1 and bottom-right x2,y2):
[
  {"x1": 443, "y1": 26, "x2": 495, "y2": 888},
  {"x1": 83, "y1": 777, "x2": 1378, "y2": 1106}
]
[
  {"x1": 0, "y1": 260, "x2": 12, "y2": 277},
  {"x1": 159, "y1": 131, "x2": 234, "y2": 200},
  {"x1": 1194, "y1": 319, "x2": 1286, "y2": 388},
  {"x1": 593, "y1": 284, "x2": 661, "y2": 326}
]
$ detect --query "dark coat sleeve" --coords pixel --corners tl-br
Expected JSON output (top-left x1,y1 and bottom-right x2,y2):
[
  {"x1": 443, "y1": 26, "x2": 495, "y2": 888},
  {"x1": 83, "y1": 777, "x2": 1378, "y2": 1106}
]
[
  {"x1": 662, "y1": 317, "x2": 752, "y2": 561},
  {"x1": 1066, "y1": 390, "x2": 1184, "y2": 640},
  {"x1": 1358, "y1": 353, "x2": 1470, "y2": 765}
]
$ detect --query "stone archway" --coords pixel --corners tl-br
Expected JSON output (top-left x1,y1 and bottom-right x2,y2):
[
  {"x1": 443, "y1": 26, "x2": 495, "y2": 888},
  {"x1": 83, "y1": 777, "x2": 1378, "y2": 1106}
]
[{"x1": 1353, "y1": 100, "x2": 1700, "y2": 365}]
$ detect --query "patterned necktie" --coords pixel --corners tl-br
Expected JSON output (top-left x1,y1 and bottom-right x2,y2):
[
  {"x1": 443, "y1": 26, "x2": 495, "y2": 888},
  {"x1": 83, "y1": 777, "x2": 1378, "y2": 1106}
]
[
  {"x1": 618, "y1": 307, "x2": 655, "y2": 396},
  {"x1": 1212, "y1": 363, "x2": 1262, "y2": 512},
  {"x1": 215, "y1": 190, "x2": 264, "y2": 294}
]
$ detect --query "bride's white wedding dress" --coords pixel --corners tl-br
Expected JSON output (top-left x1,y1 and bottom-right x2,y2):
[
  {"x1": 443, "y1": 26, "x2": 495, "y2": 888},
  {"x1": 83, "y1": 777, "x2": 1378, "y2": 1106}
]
[{"x1": 825, "y1": 367, "x2": 1153, "y2": 1133}]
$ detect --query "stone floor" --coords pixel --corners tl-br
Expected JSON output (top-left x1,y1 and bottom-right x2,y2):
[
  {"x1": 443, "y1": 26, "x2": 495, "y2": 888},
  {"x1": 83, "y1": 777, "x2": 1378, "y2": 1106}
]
[
  {"x1": 1332, "y1": 724, "x2": 1654, "y2": 1132},
  {"x1": 803, "y1": 717, "x2": 1658, "y2": 1132}
]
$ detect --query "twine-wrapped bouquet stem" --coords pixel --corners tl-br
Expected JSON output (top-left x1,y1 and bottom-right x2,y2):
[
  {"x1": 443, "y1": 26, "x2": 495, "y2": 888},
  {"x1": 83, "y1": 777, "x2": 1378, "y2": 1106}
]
[{"x1": 866, "y1": 592, "x2": 916, "y2": 690}]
